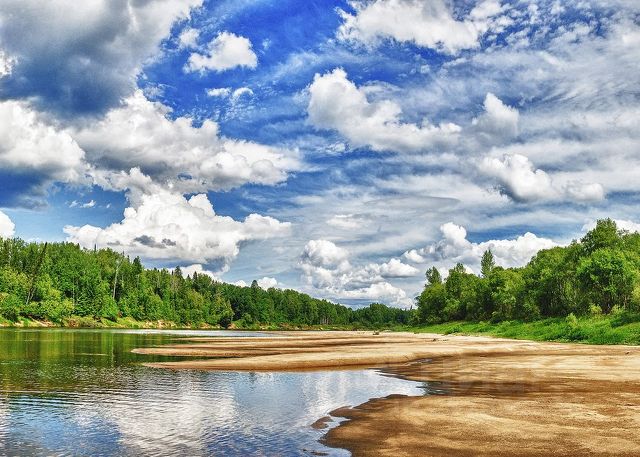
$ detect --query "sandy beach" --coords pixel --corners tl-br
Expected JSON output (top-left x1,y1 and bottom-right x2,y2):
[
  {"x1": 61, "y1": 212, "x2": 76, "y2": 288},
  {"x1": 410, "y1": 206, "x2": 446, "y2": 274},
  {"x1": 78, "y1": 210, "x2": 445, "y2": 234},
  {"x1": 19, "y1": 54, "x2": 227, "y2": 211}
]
[{"x1": 135, "y1": 332, "x2": 640, "y2": 456}]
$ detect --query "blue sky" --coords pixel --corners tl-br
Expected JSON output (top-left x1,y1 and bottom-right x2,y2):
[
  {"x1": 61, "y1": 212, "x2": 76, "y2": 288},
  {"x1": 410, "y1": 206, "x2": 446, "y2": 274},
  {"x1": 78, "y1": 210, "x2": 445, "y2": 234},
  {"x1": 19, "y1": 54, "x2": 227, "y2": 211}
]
[{"x1": 1, "y1": 0, "x2": 639, "y2": 307}]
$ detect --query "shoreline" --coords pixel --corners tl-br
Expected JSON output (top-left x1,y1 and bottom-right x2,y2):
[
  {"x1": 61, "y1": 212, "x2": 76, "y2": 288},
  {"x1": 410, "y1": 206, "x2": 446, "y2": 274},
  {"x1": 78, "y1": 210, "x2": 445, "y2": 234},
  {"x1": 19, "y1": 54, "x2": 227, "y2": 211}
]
[
  {"x1": 321, "y1": 345, "x2": 640, "y2": 456},
  {"x1": 133, "y1": 331, "x2": 640, "y2": 456}
]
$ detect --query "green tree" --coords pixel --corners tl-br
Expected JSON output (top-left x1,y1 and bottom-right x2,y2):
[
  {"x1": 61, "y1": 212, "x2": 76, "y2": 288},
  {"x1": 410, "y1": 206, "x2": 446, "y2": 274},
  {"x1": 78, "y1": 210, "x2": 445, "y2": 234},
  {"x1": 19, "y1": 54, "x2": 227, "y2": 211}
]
[
  {"x1": 481, "y1": 250, "x2": 495, "y2": 277},
  {"x1": 577, "y1": 248, "x2": 636, "y2": 313},
  {"x1": 581, "y1": 218, "x2": 621, "y2": 255},
  {"x1": 425, "y1": 267, "x2": 442, "y2": 285}
]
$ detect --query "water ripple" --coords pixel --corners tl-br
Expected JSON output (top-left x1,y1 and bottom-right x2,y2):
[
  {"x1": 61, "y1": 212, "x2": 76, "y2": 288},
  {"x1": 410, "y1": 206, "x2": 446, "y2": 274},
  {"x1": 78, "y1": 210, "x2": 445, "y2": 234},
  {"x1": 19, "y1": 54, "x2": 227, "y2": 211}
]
[{"x1": 0, "y1": 329, "x2": 423, "y2": 456}]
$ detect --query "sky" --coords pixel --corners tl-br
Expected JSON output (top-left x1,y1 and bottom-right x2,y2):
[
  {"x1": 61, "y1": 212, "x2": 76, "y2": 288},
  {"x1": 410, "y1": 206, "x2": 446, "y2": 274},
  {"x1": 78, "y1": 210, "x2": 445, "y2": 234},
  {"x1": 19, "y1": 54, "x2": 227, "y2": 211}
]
[{"x1": 0, "y1": 0, "x2": 639, "y2": 308}]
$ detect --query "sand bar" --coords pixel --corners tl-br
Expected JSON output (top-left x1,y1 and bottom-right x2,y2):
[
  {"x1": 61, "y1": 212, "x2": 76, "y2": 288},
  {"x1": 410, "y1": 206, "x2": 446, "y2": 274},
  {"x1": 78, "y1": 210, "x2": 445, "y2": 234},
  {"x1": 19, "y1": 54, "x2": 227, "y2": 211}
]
[{"x1": 134, "y1": 331, "x2": 640, "y2": 455}]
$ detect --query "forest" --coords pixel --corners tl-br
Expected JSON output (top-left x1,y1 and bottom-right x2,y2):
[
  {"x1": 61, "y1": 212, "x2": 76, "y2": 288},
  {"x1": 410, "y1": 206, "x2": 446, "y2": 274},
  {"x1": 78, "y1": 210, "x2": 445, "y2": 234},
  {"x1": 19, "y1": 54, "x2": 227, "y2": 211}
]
[
  {"x1": 1, "y1": 218, "x2": 638, "y2": 331},
  {"x1": 0, "y1": 236, "x2": 410, "y2": 328},
  {"x1": 415, "y1": 219, "x2": 640, "y2": 325}
]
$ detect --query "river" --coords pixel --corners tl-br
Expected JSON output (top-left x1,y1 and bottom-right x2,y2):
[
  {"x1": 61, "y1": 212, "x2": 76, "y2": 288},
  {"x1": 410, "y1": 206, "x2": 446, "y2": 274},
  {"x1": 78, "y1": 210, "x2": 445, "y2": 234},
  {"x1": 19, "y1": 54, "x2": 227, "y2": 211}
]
[{"x1": 0, "y1": 328, "x2": 424, "y2": 456}]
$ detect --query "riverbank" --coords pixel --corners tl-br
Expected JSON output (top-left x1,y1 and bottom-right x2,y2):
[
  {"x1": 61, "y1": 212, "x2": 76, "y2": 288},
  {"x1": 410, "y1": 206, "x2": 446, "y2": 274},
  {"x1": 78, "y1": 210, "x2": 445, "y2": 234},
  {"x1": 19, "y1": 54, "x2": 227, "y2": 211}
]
[
  {"x1": 324, "y1": 343, "x2": 640, "y2": 456},
  {"x1": 0, "y1": 315, "x2": 192, "y2": 329},
  {"x1": 135, "y1": 331, "x2": 640, "y2": 456},
  {"x1": 0, "y1": 315, "x2": 347, "y2": 331},
  {"x1": 410, "y1": 313, "x2": 640, "y2": 345}
]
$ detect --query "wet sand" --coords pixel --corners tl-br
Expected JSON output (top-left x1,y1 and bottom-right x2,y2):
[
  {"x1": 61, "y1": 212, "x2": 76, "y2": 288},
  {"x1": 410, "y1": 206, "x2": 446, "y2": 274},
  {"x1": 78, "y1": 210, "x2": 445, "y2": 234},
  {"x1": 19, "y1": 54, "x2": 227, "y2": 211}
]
[
  {"x1": 135, "y1": 332, "x2": 640, "y2": 456},
  {"x1": 136, "y1": 331, "x2": 550, "y2": 370}
]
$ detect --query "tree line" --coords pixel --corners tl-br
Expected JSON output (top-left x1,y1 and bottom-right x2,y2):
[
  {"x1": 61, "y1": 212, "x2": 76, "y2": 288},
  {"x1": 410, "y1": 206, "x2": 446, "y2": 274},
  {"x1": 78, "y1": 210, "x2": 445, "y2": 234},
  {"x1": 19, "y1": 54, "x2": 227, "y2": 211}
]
[
  {"x1": 2, "y1": 218, "x2": 637, "y2": 329},
  {"x1": 416, "y1": 219, "x2": 640, "y2": 324},
  {"x1": 0, "y1": 238, "x2": 409, "y2": 327}
]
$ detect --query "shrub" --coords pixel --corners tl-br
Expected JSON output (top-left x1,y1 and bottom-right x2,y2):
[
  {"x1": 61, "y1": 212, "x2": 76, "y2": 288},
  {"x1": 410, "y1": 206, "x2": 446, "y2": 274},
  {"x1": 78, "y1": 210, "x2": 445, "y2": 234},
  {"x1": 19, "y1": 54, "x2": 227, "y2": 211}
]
[{"x1": 0, "y1": 294, "x2": 22, "y2": 321}]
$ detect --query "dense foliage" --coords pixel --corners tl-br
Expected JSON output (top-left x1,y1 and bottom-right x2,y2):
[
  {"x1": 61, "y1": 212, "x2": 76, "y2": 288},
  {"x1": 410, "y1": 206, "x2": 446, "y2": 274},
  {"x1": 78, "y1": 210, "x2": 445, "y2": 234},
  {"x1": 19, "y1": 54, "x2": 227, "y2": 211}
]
[
  {"x1": 2, "y1": 218, "x2": 638, "y2": 332},
  {"x1": 416, "y1": 219, "x2": 640, "y2": 324},
  {"x1": 0, "y1": 240, "x2": 408, "y2": 328}
]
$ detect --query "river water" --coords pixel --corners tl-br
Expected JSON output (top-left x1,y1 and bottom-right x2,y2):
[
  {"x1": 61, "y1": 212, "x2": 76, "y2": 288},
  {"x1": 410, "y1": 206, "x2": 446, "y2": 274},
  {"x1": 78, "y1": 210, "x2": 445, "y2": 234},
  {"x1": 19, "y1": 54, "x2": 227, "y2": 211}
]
[{"x1": 0, "y1": 328, "x2": 423, "y2": 456}]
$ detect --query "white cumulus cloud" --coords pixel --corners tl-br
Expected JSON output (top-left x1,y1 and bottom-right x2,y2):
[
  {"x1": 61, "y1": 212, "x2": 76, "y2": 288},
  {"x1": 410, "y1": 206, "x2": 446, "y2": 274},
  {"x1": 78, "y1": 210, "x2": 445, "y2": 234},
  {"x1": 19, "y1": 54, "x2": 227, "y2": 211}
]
[
  {"x1": 307, "y1": 68, "x2": 460, "y2": 153},
  {"x1": 403, "y1": 222, "x2": 557, "y2": 274},
  {"x1": 257, "y1": 277, "x2": 279, "y2": 289},
  {"x1": 300, "y1": 239, "x2": 417, "y2": 306},
  {"x1": 0, "y1": 210, "x2": 15, "y2": 238},
  {"x1": 186, "y1": 31, "x2": 257, "y2": 73},
  {"x1": 0, "y1": 100, "x2": 88, "y2": 207},
  {"x1": 338, "y1": 0, "x2": 504, "y2": 54},
  {"x1": 0, "y1": 0, "x2": 203, "y2": 115},
  {"x1": 178, "y1": 27, "x2": 199, "y2": 49},
  {"x1": 480, "y1": 153, "x2": 604, "y2": 203},
  {"x1": 73, "y1": 91, "x2": 300, "y2": 193},
  {"x1": 472, "y1": 93, "x2": 519, "y2": 142},
  {"x1": 64, "y1": 187, "x2": 291, "y2": 269}
]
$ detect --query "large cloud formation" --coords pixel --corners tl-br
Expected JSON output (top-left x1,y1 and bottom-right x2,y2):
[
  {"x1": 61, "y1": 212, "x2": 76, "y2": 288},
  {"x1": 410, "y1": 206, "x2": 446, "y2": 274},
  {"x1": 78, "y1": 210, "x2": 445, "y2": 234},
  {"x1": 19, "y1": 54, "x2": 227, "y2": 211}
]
[
  {"x1": 480, "y1": 154, "x2": 605, "y2": 203},
  {"x1": 73, "y1": 91, "x2": 300, "y2": 193},
  {"x1": 0, "y1": 100, "x2": 88, "y2": 207},
  {"x1": 300, "y1": 239, "x2": 418, "y2": 306},
  {"x1": 0, "y1": 0, "x2": 203, "y2": 116},
  {"x1": 338, "y1": 0, "x2": 505, "y2": 54},
  {"x1": 65, "y1": 186, "x2": 290, "y2": 270},
  {"x1": 185, "y1": 31, "x2": 258, "y2": 73},
  {"x1": 307, "y1": 68, "x2": 460, "y2": 153},
  {"x1": 403, "y1": 222, "x2": 557, "y2": 274}
]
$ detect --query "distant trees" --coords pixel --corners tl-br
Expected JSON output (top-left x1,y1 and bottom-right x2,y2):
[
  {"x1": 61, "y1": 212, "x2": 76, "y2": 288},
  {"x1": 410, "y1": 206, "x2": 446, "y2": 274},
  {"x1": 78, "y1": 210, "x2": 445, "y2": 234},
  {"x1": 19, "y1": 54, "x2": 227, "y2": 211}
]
[
  {"x1": 0, "y1": 238, "x2": 410, "y2": 328},
  {"x1": 3, "y1": 217, "x2": 638, "y2": 329},
  {"x1": 416, "y1": 219, "x2": 640, "y2": 324}
]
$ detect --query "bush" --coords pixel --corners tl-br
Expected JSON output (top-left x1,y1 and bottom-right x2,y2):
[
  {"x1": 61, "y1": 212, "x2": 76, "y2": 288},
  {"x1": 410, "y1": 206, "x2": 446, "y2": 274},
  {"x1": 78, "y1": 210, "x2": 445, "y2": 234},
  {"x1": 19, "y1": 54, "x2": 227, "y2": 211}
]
[
  {"x1": 611, "y1": 311, "x2": 640, "y2": 328},
  {"x1": 589, "y1": 304, "x2": 603, "y2": 317},
  {"x1": 564, "y1": 313, "x2": 585, "y2": 341},
  {"x1": 0, "y1": 294, "x2": 22, "y2": 321}
]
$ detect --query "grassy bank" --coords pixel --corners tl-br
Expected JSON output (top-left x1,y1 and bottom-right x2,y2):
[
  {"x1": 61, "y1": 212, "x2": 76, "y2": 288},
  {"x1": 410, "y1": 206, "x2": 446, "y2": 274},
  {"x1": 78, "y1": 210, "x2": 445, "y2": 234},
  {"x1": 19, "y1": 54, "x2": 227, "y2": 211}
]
[
  {"x1": 0, "y1": 315, "x2": 363, "y2": 331},
  {"x1": 0, "y1": 315, "x2": 187, "y2": 329},
  {"x1": 411, "y1": 313, "x2": 640, "y2": 345}
]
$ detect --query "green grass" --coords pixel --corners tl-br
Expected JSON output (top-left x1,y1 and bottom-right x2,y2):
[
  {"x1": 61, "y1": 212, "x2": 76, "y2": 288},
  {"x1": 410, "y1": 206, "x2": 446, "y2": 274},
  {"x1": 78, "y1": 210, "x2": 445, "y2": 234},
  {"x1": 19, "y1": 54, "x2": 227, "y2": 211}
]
[{"x1": 409, "y1": 313, "x2": 640, "y2": 345}]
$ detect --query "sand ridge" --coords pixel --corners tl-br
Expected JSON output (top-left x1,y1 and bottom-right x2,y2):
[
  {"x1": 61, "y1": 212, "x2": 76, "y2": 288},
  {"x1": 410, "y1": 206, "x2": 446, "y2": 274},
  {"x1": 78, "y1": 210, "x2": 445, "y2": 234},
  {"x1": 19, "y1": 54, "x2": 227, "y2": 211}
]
[
  {"x1": 134, "y1": 331, "x2": 640, "y2": 456},
  {"x1": 136, "y1": 331, "x2": 555, "y2": 370}
]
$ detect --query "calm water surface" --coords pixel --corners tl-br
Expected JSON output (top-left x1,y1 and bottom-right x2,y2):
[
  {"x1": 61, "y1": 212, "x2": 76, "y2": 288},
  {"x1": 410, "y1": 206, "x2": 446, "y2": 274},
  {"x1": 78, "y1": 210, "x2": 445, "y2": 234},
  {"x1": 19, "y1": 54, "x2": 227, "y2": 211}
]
[{"x1": 0, "y1": 329, "x2": 424, "y2": 456}]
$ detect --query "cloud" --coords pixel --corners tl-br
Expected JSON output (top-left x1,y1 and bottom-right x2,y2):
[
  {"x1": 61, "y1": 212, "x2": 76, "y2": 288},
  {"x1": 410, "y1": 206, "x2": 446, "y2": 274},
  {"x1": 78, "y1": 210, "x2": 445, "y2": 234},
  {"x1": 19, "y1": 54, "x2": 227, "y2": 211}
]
[
  {"x1": 257, "y1": 277, "x2": 278, "y2": 289},
  {"x1": 403, "y1": 222, "x2": 557, "y2": 274},
  {"x1": 181, "y1": 264, "x2": 220, "y2": 280},
  {"x1": 480, "y1": 153, "x2": 605, "y2": 203},
  {"x1": 69, "y1": 199, "x2": 96, "y2": 209},
  {"x1": 472, "y1": 93, "x2": 519, "y2": 143},
  {"x1": 582, "y1": 219, "x2": 640, "y2": 234},
  {"x1": 206, "y1": 87, "x2": 232, "y2": 97},
  {"x1": 301, "y1": 239, "x2": 350, "y2": 272},
  {"x1": 231, "y1": 87, "x2": 254, "y2": 101},
  {"x1": 0, "y1": 210, "x2": 15, "y2": 238},
  {"x1": 178, "y1": 28, "x2": 200, "y2": 49},
  {"x1": 0, "y1": 50, "x2": 13, "y2": 77},
  {"x1": 326, "y1": 213, "x2": 373, "y2": 230},
  {"x1": 300, "y1": 239, "x2": 416, "y2": 306},
  {"x1": 186, "y1": 31, "x2": 257, "y2": 73},
  {"x1": 0, "y1": 0, "x2": 203, "y2": 116},
  {"x1": 72, "y1": 91, "x2": 301, "y2": 193},
  {"x1": 307, "y1": 68, "x2": 460, "y2": 153},
  {"x1": 375, "y1": 258, "x2": 420, "y2": 277},
  {"x1": 0, "y1": 100, "x2": 87, "y2": 207},
  {"x1": 64, "y1": 187, "x2": 291, "y2": 268},
  {"x1": 338, "y1": 0, "x2": 504, "y2": 54}
]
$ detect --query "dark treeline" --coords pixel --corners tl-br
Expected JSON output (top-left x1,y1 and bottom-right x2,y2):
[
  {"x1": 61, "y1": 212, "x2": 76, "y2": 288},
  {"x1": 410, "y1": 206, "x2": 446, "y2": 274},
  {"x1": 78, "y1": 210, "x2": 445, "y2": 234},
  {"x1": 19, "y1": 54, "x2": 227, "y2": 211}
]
[
  {"x1": 416, "y1": 219, "x2": 640, "y2": 324},
  {"x1": 0, "y1": 238, "x2": 409, "y2": 328}
]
